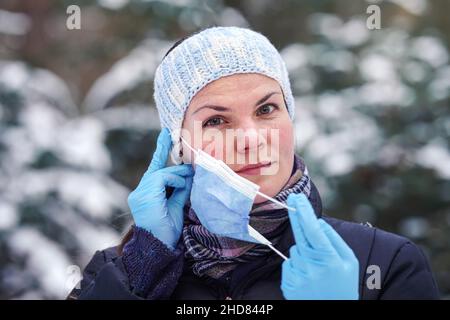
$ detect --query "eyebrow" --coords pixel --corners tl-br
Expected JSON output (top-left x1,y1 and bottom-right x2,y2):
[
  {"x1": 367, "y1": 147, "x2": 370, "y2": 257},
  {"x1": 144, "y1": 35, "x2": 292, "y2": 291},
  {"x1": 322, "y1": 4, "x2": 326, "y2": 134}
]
[{"x1": 192, "y1": 91, "x2": 282, "y2": 115}]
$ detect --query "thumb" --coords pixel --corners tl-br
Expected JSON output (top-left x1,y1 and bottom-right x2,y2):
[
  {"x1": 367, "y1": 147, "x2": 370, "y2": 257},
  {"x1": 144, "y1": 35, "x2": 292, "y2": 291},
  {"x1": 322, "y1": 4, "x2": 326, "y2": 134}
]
[
  {"x1": 147, "y1": 128, "x2": 172, "y2": 174},
  {"x1": 168, "y1": 176, "x2": 193, "y2": 231},
  {"x1": 170, "y1": 176, "x2": 193, "y2": 207}
]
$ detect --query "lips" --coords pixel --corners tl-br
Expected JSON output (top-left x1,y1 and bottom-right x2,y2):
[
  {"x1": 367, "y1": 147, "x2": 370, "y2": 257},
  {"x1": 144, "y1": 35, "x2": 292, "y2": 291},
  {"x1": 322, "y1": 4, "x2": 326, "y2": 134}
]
[{"x1": 235, "y1": 161, "x2": 272, "y2": 174}]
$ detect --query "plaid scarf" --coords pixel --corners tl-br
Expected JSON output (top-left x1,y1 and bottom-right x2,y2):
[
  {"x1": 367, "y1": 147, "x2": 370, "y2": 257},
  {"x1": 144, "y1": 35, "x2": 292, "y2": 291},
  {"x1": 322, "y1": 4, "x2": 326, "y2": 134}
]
[{"x1": 182, "y1": 154, "x2": 311, "y2": 279}]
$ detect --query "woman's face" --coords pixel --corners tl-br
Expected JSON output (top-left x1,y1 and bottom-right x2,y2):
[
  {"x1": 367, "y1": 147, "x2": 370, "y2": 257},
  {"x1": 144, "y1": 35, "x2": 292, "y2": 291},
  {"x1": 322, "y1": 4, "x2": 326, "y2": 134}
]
[{"x1": 181, "y1": 73, "x2": 294, "y2": 203}]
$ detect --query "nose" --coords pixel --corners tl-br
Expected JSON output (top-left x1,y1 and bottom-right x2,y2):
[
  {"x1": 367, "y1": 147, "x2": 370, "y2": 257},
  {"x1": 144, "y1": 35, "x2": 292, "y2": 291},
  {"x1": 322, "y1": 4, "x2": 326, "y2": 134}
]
[{"x1": 235, "y1": 122, "x2": 265, "y2": 154}]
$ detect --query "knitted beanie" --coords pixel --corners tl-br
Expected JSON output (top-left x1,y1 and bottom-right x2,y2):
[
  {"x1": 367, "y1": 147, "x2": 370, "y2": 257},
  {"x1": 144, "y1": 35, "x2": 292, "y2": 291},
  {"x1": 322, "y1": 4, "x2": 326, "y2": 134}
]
[{"x1": 153, "y1": 26, "x2": 295, "y2": 164}]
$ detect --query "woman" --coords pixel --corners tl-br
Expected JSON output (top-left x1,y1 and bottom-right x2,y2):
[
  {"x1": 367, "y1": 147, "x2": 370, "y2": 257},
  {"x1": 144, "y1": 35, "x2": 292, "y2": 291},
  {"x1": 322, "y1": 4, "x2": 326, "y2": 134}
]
[{"x1": 68, "y1": 26, "x2": 439, "y2": 300}]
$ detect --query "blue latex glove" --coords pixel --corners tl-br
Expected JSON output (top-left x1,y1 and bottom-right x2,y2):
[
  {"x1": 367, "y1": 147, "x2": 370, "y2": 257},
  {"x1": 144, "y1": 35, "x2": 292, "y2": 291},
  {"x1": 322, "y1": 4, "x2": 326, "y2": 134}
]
[
  {"x1": 127, "y1": 128, "x2": 194, "y2": 250},
  {"x1": 281, "y1": 193, "x2": 359, "y2": 300}
]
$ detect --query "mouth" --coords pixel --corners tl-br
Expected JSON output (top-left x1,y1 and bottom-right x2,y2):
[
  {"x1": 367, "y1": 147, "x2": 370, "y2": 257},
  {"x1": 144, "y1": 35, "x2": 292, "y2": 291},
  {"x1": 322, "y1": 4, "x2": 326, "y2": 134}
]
[{"x1": 235, "y1": 161, "x2": 273, "y2": 175}]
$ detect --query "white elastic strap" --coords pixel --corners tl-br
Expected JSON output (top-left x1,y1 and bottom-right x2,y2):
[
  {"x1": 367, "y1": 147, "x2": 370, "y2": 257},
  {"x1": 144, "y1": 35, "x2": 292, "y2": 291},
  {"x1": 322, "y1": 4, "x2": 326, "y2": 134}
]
[
  {"x1": 267, "y1": 243, "x2": 289, "y2": 261},
  {"x1": 179, "y1": 135, "x2": 198, "y2": 155},
  {"x1": 255, "y1": 191, "x2": 296, "y2": 211},
  {"x1": 248, "y1": 225, "x2": 288, "y2": 261}
]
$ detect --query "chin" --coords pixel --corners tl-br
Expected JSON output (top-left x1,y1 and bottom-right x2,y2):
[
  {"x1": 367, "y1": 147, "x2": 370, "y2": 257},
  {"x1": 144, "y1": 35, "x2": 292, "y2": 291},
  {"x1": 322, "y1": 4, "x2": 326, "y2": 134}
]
[{"x1": 253, "y1": 183, "x2": 279, "y2": 204}]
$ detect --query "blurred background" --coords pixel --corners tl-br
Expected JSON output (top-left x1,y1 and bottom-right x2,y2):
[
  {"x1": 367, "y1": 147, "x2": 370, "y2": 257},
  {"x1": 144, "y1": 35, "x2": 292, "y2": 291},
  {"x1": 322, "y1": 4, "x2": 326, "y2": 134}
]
[{"x1": 0, "y1": 0, "x2": 449, "y2": 299}]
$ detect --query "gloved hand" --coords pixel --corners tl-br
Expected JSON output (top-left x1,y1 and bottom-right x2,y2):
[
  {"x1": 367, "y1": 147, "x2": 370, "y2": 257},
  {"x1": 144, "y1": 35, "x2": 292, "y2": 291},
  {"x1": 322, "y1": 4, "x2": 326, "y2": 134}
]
[
  {"x1": 127, "y1": 128, "x2": 194, "y2": 250},
  {"x1": 281, "y1": 193, "x2": 359, "y2": 300}
]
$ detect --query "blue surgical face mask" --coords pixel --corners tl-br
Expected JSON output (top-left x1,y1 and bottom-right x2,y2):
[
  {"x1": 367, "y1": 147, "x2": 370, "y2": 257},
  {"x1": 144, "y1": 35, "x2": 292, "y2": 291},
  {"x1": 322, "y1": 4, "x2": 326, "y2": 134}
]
[{"x1": 177, "y1": 134, "x2": 294, "y2": 260}]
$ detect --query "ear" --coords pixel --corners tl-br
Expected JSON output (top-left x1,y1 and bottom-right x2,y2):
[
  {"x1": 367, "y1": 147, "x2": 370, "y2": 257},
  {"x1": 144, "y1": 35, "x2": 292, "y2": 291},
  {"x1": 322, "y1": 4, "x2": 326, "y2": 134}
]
[
  {"x1": 179, "y1": 148, "x2": 185, "y2": 164},
  {"x1": 170, "y1": 140, "x2": 184, "y2": 165}
]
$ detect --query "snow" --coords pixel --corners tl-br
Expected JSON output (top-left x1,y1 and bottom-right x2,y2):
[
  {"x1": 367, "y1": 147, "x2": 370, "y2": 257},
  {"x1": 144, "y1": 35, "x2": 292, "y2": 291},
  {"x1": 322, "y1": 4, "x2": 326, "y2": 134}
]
[
  {"x1": 83, "y1": 39, "x2": 166, "y2": 112},
  {"x1": 359, "y1": 54, "x2": 398, "y2": 82},
  {"x1": 415, "y1": 139, "x2": 450, "y2": 179},
  {"x1": 0, "y1": 201, "x2": 18, "y2": 230},
  {"x1": 389, "y1": 0, "x2": 428, "y2": 16},
  {"x1": 411, "y1": 36, "x2": 449, "y2": 68},
  {"x1": 399, "y1": 217, "x2": 430, "y2": 239},
  {"x1": 358, "y1": 80, "x2": 415, "y2": 107},
  {"x1": 8, "y1": 227, "x2": 73, "y2": 299},
  {"x1": 0, "y1": 10, "x2": 31, "y2": 36},
  {"x1": 56, "y1": 117, "x2": 112, "y2": 171}
]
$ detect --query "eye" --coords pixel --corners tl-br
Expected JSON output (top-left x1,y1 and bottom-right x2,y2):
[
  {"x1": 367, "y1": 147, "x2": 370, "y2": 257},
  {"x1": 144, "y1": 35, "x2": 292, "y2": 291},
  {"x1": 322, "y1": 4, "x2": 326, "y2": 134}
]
[
  {"x1": 256, "y1": 104, "x2": 278, "y2": 116},
  {"x1": 203, "y1": 117, "x2": 225, "y2": 127}
]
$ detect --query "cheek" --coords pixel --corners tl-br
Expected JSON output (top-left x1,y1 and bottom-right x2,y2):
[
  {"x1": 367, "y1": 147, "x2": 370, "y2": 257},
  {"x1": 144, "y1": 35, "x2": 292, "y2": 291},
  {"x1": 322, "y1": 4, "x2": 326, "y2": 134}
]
[
  {"x1": 268, "y1": 120, "x2": 294, "y2": 158},
  {"x1": 279, "y1": 127, "x2": 294, "y2": 154}
]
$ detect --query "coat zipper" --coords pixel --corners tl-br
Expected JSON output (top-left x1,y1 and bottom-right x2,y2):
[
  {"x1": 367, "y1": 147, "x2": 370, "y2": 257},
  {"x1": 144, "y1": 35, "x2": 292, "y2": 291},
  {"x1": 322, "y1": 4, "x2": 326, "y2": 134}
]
[{"x1": 223, "y1": 275, "x2": 232, "y2": 300}]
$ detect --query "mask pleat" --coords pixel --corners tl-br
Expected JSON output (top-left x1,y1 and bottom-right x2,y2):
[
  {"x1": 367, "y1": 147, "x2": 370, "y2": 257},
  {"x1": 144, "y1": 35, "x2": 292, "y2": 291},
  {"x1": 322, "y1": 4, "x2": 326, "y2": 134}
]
[{"x1": 196, "y1": 150, "x2": 259, "y2": 199}]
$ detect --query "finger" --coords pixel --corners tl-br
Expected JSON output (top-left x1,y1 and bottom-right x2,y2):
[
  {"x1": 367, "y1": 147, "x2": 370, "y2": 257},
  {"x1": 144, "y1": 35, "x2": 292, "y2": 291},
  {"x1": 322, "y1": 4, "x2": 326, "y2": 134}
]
[
  {"x1": 161, "y1": 164, "x2": 194, "y2": 177},
  {"x1": 169, "y1": 176, "x2": 193, "y2": 208},
  {"x1": 138, "y1": 164, "x2": 193, "y2": 188},
  {"x1": 281, "y1": 258, "x2": 307, "y2": 297},
  {"x1": 137, "y1": 172, "x2": 186, "y2": 201},
  {"x1": 319, "y1": 219, "x2": 356, "y2": 260},
  {"x1": 287, "y1": 245, "x2": 308, "y2": 272},
  {"x1": 287, "y1": 195, "x2": 309, "y2": 249},
  {"x1": 158, "y1": 172, "x2": 186, "y2": 189},
  {"x1": 169, "y1": 176, "x2": 193, "y2": 231},
  {"x1": 147, "y1": 128, "x2": 172, "y2": 174},
  {"x1": 289, "y1": 193, "x2": 332, "y2": 250}
]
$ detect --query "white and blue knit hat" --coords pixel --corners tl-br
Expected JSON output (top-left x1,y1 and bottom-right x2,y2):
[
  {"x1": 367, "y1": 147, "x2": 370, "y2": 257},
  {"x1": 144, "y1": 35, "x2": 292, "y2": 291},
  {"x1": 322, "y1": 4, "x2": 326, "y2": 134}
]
[{"x1": 153, "y1": 26, "x2": 295, "y2": 164}]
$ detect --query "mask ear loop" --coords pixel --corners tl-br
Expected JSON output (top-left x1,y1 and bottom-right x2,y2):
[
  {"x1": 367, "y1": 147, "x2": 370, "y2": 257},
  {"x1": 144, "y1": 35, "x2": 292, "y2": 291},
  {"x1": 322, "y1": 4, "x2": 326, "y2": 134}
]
[
  {"x1": 179, "y1": 135, "x2": 198, "y2": 156},
  {"x1": 167, "y1": 128, "x2": 200, "y2": 161},
  {"x1": 255, "y1": 192, "x2": 296, "y2": 212},
  {"x1": 248, "y1": 225, "x2": 288, "y2": 260}
]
